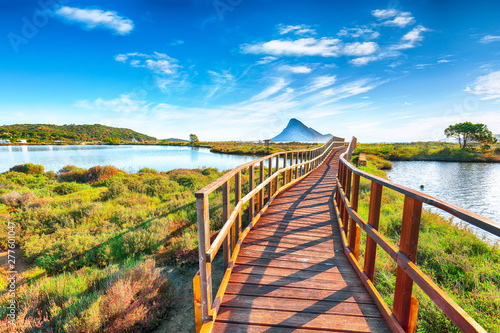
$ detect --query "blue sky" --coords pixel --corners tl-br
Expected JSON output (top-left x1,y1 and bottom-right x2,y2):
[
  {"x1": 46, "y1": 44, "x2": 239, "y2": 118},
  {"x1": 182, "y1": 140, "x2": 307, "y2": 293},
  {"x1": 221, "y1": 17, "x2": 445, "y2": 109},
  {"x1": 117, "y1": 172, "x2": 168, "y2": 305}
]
[{"x1": 1, "y1": 0, "x2": 500, "y2": 142}]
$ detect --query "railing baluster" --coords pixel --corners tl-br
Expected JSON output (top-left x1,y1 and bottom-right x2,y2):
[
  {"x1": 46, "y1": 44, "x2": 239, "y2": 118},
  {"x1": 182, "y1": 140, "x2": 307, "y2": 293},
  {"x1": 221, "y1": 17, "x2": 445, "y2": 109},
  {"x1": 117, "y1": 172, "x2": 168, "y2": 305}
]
[
  {"x1": 235, "y1": 171, "x2": 242, "y2": 239},
  {"x1": 267, "y1": 157, "x2": 272, "y2": 201},
  {"x1": 259, "y1": 160, "x2": 264, "y2": 211},
  {"x1": 364, "y1": 181, "x2": 383, "y2": 281},
  {"x1": 349, "y1": 173, "x2": 361, "y2": 260},
  {"x1": 393, "y1": 195, "x2": 422, "y2": 333},
  {"x1": 196, "y1": 194, "x2": 211, "y2": 321},
  {"x1": 343, "y1": 168, "x2": 352, "y2": 233},
  {"x1": 283, "y1": 152, "x2": 288, "y2": 185},
  {"x1": 274, "y1": 154, "x2": 279, "y2": 193},
  {"x1": 249, "y1": 165, "x2": 255, "y2": 222},
  {"x1": 295, "y1": 151, "x2": 299, "y2": 179},
  {"x1": 222, "y1": 181, "x2": 230, "y2": 269}
]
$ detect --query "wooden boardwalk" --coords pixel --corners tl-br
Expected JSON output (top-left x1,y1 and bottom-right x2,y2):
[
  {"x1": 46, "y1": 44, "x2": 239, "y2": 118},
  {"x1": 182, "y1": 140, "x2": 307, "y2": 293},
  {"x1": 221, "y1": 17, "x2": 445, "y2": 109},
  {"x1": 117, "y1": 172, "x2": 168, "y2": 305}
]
[{"x1": 212, "y1": 148, "x2": 390, "y2": 332}]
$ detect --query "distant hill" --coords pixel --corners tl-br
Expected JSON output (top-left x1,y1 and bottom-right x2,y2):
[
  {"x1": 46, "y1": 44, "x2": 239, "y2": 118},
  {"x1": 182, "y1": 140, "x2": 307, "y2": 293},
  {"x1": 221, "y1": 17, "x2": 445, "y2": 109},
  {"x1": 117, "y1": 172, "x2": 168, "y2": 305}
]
[
  {"x1": 0, "y1": 124, "x2": 157, "y2": 142},
  {"x1": 165, "y1": 138, "x2": 189, "y2": 143},
  {"x1": 270, "y1": 118, "x2": 340, "y2": 143}
]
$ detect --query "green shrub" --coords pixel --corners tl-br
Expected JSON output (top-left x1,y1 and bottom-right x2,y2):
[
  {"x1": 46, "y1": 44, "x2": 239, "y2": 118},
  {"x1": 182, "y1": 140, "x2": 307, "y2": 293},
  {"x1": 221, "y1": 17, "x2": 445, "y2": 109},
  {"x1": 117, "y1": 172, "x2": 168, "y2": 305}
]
[
  {"x1": 58, "y1": 165, "x2": 87, "y2": 183},
  {"x1": 9, "y1": 163, "x2": 44, "y2": 175},
  {"x1": 85, "y1": 166, "x2": 122, "y2": 183},
  {"x1": 138, "y1": 167, "x2": 158, "y2": 175},
  {"x1": 53, "y1": 182, "x2": 80, "y2": 195}
]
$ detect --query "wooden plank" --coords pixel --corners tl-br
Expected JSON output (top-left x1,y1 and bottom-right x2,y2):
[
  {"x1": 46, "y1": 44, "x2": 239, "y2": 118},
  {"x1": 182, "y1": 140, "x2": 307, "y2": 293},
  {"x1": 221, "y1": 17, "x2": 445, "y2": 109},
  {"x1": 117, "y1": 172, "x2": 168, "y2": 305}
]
[
  {"x1": 215, "y1": 307, "x2": 390, "y2": 332},
  {"x1": 224, "y1": 283, "x2": 376, "y2": 303},
  {"x1": 232, "y1": 264, "x2": 357, "y2": 281},
  {"x1": 221, "y1": 294, "x2": 383, "y2": 317},
  {"x1": 235, "y1": 256, "x2": 349, "y2": 273},
  {"x1": 228, "y1": 272, "x2": 365, "y2": 291},
  {"x1": 392, "y1": 195, "x2": 422, "y2": 331},
  {"x1": 240, "y1": 244, "x2": 334, "y2": 259},
  {"x1": 364, "y1": 181, "x2": 383, "y2": 281},
  {"x1": 238, "y1": 248, "x2": 336, "y2": 263}
]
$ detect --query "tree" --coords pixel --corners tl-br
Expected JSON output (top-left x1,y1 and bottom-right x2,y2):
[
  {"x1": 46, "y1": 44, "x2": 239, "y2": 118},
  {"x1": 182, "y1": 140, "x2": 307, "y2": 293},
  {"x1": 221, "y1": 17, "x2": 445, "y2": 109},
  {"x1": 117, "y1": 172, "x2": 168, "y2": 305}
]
[
  {"x1": 189, "y1": 134, "x2": 199, "y2": 144},
  {"x1": 444, "y1": 122, "x2": 497, "y2": 149}
]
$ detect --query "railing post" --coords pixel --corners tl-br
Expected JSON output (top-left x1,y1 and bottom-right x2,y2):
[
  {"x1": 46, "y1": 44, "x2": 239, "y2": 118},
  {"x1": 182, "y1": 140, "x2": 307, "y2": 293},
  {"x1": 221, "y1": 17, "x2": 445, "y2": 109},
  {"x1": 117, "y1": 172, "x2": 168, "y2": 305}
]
[
  {"x1": 193, "y1": 272, "x2": 202, "y2": 332},
  {"x1": 235, "y1": 171, "x2": 242, "y2": 239},
  {"x1": 196, "y1": 194, "x2": 212, "y2": 322},
  {"x1": 349, "y1": 173, "x2": 361, "y2": 260},
  {"x1": 283, "y1": 152, "x2": 288, "y2": 185},
  {"x1": 274, "y1": 154, "x2": 279, "y2": 193},
  {"x1": 288, "y1": 152, "x2": 293, "y2": 181},
  {"x1": 295, "y1": 151, "x2": 299, "y2": 179},
  {"x1": 393, "y1": 195, "x2": 422, "y2": 333},
  {"x1": 222, "y1": 181, "x2": 231, "y2": 268},
  {"x1": 343, "y1": 168, "x2": 352, "y2": 233},
  {"x1": 364, "y1": 181, "x2": 383, "y2": 281},
  {"x1": 249, "y1": 165, "x2": 255, "y2": 222},
  {"x1": 259, "y1": 160, "x2": 264, "y2": 211},
  {"x1": 267, "y1": 157, "x2": 272, "y2": 200}
]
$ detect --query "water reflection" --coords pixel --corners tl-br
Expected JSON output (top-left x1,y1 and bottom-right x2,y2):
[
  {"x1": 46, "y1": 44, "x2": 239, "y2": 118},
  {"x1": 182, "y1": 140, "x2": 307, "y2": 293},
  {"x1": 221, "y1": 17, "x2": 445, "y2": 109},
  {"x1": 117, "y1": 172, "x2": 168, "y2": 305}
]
[
  {"x1": 387, "y1": 161, "x2": 500, "y2": 242},
  {"x1": 0, "y1": 145, "x2": 258, "y2": 174}
]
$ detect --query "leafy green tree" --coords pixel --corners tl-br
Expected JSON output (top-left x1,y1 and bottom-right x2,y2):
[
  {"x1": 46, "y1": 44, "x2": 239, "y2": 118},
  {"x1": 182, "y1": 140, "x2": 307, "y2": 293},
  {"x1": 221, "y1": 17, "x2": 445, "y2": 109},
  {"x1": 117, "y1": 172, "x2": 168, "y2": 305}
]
[
  {"x1": 189, "y1": 134, "x2": 199, "y2": 144},
  {"x1": 444, "y1": 122, "x2": 497, "y2": 149}
]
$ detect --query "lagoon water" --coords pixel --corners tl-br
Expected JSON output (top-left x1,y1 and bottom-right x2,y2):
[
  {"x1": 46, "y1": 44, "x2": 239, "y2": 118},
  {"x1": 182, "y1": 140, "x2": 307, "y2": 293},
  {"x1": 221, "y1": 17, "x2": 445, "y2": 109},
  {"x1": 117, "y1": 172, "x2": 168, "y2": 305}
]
[
  {"x1": 0, "y1": 145, "x2": 259, "y2": 174},
  {"x1": 387, "y1": 161, "x2": 500, "y2": 242}
]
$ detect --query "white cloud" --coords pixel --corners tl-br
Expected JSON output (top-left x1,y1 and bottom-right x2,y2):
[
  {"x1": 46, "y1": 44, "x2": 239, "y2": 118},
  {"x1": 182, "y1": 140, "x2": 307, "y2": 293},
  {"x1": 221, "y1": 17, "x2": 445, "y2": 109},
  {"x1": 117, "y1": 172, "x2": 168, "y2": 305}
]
[
  {"x1": 250, "y1": 78, "x2": 287, "y2": 101},
  {"x1": 338, "y1": 27, "x2": 380, "y2": 39},
  {"x1": 342, "y1": 42, "x2": 379, "y2": 56},
  {"x1": 241, "y1": 38, "x2": 342, "y2": 57},
  {"x1": 206, "y1": 70, "x2": 235, "y2": 99},
  {"x1": 317, "y1": 78, "x2": 381, "y2": 105},
  {"x1": 256, "y1": 56, "x2": 278, "y2": 65},
  {"x1": 372, "y1": 9, "x2": 414, "y2": 28},
  {"x1": 465, "y1": 71, "x2": 500, "y2": 100},
  {"x1": 437, "y1": 59, "x2": 451, "y2": 63},
  {"x1": 55, "y1": 6, "x2": 134, "y2": 35},
  {"x1": 75, "y1": 94, "x2": 151, "y2": 113},
  {"x1": 114, "y1": 52, "x2": 180, "y2": 75},
  {"x1": 479, "y1": 35, "x2": 500, "y2": 44},
  {"x1": 350, "y1": 56, "x2": 379, "y2": 66},
  {"x1": 392, "y1": 25, "x2": 429, "y2": 49},
  {"x1": 278, "y1": 24, "x2": 316, "y2": 35},
  {"x1": 308, "y1": 75, "x2": 336, "y2": 91},
  {"x1": 371, "y1": 9, "x2": 399, "y2": 19},
  {"x1": 279, "y1": 65, "x2": 312, "y2": 74}
]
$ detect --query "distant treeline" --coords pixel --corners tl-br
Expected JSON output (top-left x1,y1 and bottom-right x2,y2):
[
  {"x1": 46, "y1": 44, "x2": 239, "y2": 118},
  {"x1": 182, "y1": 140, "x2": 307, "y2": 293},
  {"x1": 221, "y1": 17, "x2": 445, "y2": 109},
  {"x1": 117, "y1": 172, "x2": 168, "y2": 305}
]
[{"x1": 0, "y1": 124, "x2": 157, "y2": 143}]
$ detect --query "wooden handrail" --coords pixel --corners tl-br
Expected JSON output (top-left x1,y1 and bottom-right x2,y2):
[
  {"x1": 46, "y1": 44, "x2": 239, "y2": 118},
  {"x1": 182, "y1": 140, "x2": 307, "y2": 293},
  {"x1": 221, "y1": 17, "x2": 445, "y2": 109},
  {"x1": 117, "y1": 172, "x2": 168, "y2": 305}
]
[
  {"x1": 194, "y1": 136, "x2": 345, "y2": 331},
  {"x1": 334, "y1": 136, "x2": 497, "y2": 333}
]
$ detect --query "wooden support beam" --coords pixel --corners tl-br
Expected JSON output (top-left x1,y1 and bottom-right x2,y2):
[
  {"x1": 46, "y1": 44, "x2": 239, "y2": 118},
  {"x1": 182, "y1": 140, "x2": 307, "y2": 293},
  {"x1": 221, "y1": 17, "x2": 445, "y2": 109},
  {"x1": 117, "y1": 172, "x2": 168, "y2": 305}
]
[
  {"x1": 267, "y1": 157, "x2": 272, "y2": 202},
  {"x1": 393, "y1": 195, "x2": 422, "y2": 332},
  {"x1": 259, "y1": 160, "x2": 264, "y2": 211},
  {"x1": 274, "y1": 154, "x2": 279, "y2": 193},
  {"x1": 193, "y1": 272, "x2": 202, "y2": 333},
  {"x1": 249, "y1": 165, "x2": 255, "y2": 222},
  {"x1": 349, "y1": 173, "x2": 361, "y2": 260},
  {"x1": 222, "y1": 181, "x2": 230, "y2": 268},
  {"x1": 364, "y1": 181, "x2": 383, "y2": 281},
  {"x1": 196, "y1": 195, "x2": 212, "y2": 321},
  {"x1": 235, "y1": 171, "x2": 242, "y2": 239},
  {"x1": 283, "y1": 152, "x2": 288, "y2": 185}
]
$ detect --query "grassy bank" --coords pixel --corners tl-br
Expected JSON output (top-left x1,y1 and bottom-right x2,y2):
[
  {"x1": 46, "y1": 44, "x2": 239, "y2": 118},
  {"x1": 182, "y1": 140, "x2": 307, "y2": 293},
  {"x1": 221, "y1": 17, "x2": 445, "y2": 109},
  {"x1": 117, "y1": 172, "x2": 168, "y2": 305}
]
[
  {"x1": 160, "y1": 141, "x2": 322, "y2": 156},
  {"x1": 0, "y1": 163, "x2": 236, "y2": 331},
  {"x1": 356, "y1": 142, "x2": 500, "y2": 162},
  {"x1": 353, "y1": 154, "x2": 500, "y2": 332}
]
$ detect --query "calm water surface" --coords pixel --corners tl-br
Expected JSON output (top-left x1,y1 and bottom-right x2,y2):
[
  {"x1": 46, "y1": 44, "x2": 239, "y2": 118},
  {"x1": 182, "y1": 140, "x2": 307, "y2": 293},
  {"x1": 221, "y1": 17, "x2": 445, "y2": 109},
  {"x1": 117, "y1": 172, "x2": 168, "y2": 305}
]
[
  {"x1": 387, "y1": 161, "x2": 500, "y2": 242},
  {"x1": 0, "y1": 145, "x2": 259, "y2": 173}
]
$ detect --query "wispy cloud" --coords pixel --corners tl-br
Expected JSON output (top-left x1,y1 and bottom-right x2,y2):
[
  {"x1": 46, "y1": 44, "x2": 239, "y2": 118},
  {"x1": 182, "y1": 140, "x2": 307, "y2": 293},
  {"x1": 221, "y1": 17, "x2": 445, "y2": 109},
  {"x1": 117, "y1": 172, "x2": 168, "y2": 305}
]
[
  {"x1": 317, "y1": 78, "x2": 382, "y2": 106},
  {"x1": 307, "y1": 75, "x2": 337, "y2": 92},
  {"x1": 392, "y1": 25, "x2": 430, "y2": 49},
  {"x1": 465, "y1": 71, "x2": 500, "y2": 100},
  {"x1": 55, "y1": 6, "x2": 134, "y2": 35},
  {"x1": 249, "y1": 78, "x2": 288, "y2": 101},
  {"x1": 241, "y1": 38, "x2": 378, "y2": 58},
  {"x1": 278, "y1": 24, "x2": 316, "y2": 35},
  {"x1": 115, "y1": 52, "x2": 180, "y2": 75},
  {"x1": 279, "y1": 65, "x2": 312, "y2": 74},
  {"x1": 479, "y1": 35, "x2": 500, "y2": 44},
  {"x1": 338, "y1": 27, "x2": 380, "y2": 39},
  {"x1": 256, "y1": 56, "x2": 277, "y2": 65},
  {"x1": 75, "y1": 93, "x2": 152, "y2": 113},
  {"x1": 372, "y1": 9, "x2": 414, "y2": 28},
  {"x1": 241, "y1": 38, "x2": 342, "y2": 57},
  {"x1": 206, "y1": 70, "x2": 235, "y2": 99}
]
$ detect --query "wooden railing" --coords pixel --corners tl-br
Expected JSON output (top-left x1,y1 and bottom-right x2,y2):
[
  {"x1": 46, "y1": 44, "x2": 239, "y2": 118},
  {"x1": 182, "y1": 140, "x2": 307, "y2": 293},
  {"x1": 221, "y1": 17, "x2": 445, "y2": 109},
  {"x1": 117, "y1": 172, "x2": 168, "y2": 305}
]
[
  {"x1": 193, "y1": 137, "x2": 345, "y2": 332},
  {"x1": 334, "y1": 137, "x2": 500, "y2": 333}
]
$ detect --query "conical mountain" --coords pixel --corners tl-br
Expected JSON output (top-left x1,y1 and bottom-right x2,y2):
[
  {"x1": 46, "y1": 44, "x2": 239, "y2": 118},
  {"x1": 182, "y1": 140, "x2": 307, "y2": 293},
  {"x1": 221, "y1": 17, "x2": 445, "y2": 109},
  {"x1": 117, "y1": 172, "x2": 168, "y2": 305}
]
[{"x1": 270, "y1": 118, "x2": 333, "y2": 143}]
